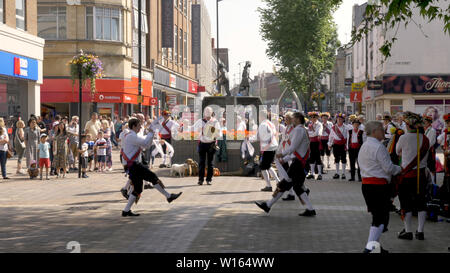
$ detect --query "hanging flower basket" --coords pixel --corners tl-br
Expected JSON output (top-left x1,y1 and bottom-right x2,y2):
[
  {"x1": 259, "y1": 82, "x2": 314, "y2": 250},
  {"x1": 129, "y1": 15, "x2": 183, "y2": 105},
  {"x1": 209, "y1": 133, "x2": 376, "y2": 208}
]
[
  {"x1": 311, "y1": 91, "x2": 325, "y2": 101},
  {"x1": 68, "y1": 50, "x2": 104, "y2": 100}
]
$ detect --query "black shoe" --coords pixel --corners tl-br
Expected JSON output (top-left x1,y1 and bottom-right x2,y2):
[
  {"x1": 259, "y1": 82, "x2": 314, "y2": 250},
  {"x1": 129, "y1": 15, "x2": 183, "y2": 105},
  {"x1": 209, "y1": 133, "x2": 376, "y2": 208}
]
[
  {"x1": 415, "y1": 231, "x2": 425, "y2": 240},
  {"x1": 94, "y1": 167, "x2": 98, "y2": 171},
  {"x1": 198, "y1": 181, "x2": 204, "y2": 186},
  {"x1": 167, "y1": 192, "x2": 182, "y2": 203},
  {"x1": 206, "y1": 181, "x2": 212, "y2": 185},
  {"x1": 341, "y1": 174, "x2": 346, "y2": 179},
  {"x1": 380, "y1": 247, "x2": 389, "y2": 254},
  {"x1": 260, "y1": 186, "x2": 273, "y2": 192},
  {"x1": 120, "y1": 189, "x2": 129, "y2": 200},
  {"x1": 306, "y1": 174, "x2": 314, "y2": 179},
  {"x1": 349, "y1": 177, "x2": 355, "y2": 181},
  {"x1": 333, "y1": 174, "x2": 340, "y2": 179},
  {"x1": 3, "y1": 177, "x2": 9, "y2": 180},
  {"x1": 159, "y1": 164, "x2": 166, "y2": 168},
  {"x1": 299, "y1": 210, "x2": 316, "y2": 217},
  {"x1": 397, "y1": 229, "x2": 413, "y2": 240},
  {"x1": 144, "y1": 184, "x2": 154, "y2": 190},
  {"x1": 122, "y1": 210, "x2": 140, "y2": 217},
  {"x1": 317, "y1": 175, "x2": 322, "y2": 181},
  {"x1": 282, "y1": 194, "x2": 295, "y2": 201},
  {"x1": 255, "y1": 202, "x2": 270, "y2": 213},
  {"x1": 363, "y1": 248, "x2": 372, "y2": 253}
]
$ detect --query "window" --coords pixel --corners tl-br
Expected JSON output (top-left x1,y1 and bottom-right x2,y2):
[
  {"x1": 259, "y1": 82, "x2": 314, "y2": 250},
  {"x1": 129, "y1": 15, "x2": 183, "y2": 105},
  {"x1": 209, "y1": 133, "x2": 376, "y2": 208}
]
[
  {"x1": 132, "y1": 0, "x2": 148, "y2": 65},
  {"x1": 168, "y1": 48, "x2": 172, "y2": 61},
  {"x1": 179, "y1": 29, "x2": 183, "y2": 64},
  {"x1": 174, "y1": 25, "x2": 178, "y2": 64},
  {"x1": 174, "y1": 0, "x2": 177, "y2": 8},
  {"x1": 38, "y1": 6, "x2": 67, "y2": 39},
  {"x1": 86, "y1": 7, "x2": 121, "y2": 41},
  {"x1": 0, "y1": 1, "x2": 4, "y2": 24},
  {"x1": 184, "y1": 0, "x2": 187, "y2": 15},
  {"x1": 390, "y1": 100, "x2": 403, "y2": 115},
  {"x1": 184, "y1": 32, "x2": 187, "y2": 66},
  {"x1": 16, "y1": 0, "x2": 26, "y2": 30}
]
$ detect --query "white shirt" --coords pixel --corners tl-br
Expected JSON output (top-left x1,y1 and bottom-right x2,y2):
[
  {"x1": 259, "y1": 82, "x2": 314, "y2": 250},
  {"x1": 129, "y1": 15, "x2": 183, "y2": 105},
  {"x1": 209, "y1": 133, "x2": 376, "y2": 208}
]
[
  {"x1": 320, "y1": 121, "x2": 333, "y2": 137},
  {"x1": 384, "y1": 122, "x2": 396, "y2": 139},
  {"x1": 258, "y1": 119, "x2": 278, "y2": 152},
  {"x1": 349, "y1": 128, "x2": 363, "y2": 145},
  {"x1": 396, "y1": 132, "x2": 429, "y2": 169},
  {"x1": 81, "y1": 143, "x2": 89, "y2": 157},
  {"x1": 152, "y1": 117, "x2": 178, "y2": 136},
  {"x1": 328, "y1": 124, "x2": 349, "y2": 147},
  {"x1": 122, "y1": 130, "x2": 153, "y2": 164},
  {"x1": 437, "y1": 130, "x2": 450, "y2": 146},
  {"x1": 281, "y1": 124, "x2": 309, "y2": 162},
  {"x1": 193, "y1": 118, "x2": 221, "y2": 143},
  {"x1": 358, "y1": 137, "x2": 402, "y2": 182},
  {"x1": 0, "y1": 129, "x2": 8, "y2": 151},
  {"x1": 425, "y1": 126, "x2": 436, "y2": 147},
  {"x1": 307, "y1": 121, "x2": 323, "y2": 138},
  {"x1": 277, "y1": 124, "x2": 294, "y2": 154}
]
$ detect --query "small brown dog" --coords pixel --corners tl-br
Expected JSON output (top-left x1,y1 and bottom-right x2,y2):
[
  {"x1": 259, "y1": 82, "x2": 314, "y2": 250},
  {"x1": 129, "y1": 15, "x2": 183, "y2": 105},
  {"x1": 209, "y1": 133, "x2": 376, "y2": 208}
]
[{"x1": 185, "y1": 158, "x2": 199, "y2": 176}]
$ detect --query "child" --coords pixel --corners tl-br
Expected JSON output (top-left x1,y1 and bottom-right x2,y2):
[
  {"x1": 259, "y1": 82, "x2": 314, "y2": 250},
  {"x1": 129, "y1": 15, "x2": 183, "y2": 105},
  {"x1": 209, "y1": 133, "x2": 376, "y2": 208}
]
[
  {"x1": 86, "y1": 134, "x2": 95, "y2": 172},
  {"x1": 37, "y1": 134, "x2": 51, "y2": 180},
  {"x1": 94, "y1": 131, "x2": 107, "y2": 172},
  {"x1": 28, "y1": 160, "x2": 39, "y2": 179},
  {"x1": 78, "y1": 135, "x2": 89, "y2": 178}
]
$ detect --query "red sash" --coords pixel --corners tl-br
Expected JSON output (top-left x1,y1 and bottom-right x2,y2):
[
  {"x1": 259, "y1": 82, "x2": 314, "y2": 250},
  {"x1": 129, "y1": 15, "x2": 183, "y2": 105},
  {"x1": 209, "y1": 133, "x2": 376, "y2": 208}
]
[
  {"x1": 120, "y1": 148, "x2": 141, "y2": 168},
  {"x1": 333, "y1": 125, "x2": 346, "y2": 145},
  {"x1": 294, "y1": 149, "x2": 310, "y2": 168},
  {"x1": 362, "y1": 177, "x2": 388, "y2": 185},
  {"x1": 161, "y1": 119, "x2": 171, "y2": 139},
  {"x1": 322, "y1": 123, "x2": 330, "y2": 139}
]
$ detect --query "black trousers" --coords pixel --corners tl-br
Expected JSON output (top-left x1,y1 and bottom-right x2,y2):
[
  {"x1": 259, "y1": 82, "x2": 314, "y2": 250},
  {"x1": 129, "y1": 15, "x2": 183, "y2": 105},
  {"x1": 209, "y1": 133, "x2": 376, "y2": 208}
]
[
  {"x1": 332, "y1": 144, "x2": 347, "y2": 164},
  {"x1": 129, "y1": 162, "x2": 160, "y2": 196},
  {"x1": 398, "y1": 170, "x2": 428, "y2": 213},
  {"x1": 287, "y1": 159, "x2": 307, "y2": 196},
  {"x1": 348, "y1": 147, "x2": 361, "y2": 179},
  {"x1": 309, "y1": 142, "x2": 323, "y2": 166},
  {"x1": 320, "y1": 139, "x2": 331, "y2": 156},
  {"x1": 260, "y1": 151, "x2": 276, "y2": 170},
  {"x1": 362, "y1": 184, "x2": 391, "y2": 227},
  {"x1": 198, "y1": 142, "x2": 216, "y2": 182}
]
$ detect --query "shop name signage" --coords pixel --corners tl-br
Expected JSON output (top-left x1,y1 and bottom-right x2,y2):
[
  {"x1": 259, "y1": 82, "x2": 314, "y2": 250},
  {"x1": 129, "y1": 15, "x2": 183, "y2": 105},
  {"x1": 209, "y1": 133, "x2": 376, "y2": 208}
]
[
  {"x1": 383, "y1": 75, "x2": 450, "y2": 94},
  {"x1": 0, "y1": 51, "x2": 38, "y2": 81},
  {"x1": 99, "y1": 94, "x2": 121, "y2": 101},
  {"x1": 425, "y1": 78, "x2": 450, "y2": 91}
]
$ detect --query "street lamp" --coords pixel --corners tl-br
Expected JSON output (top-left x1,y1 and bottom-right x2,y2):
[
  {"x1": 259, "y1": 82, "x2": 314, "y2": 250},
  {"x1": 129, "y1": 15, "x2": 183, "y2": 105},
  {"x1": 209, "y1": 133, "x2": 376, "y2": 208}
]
[{"x1": 138, "y1": 0, "x2": 143, "y2": 113}]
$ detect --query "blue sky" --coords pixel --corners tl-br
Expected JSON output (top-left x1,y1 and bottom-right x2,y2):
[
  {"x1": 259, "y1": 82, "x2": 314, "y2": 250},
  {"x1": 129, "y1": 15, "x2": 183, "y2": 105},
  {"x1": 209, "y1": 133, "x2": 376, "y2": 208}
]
[{"x1": 203, "y1": 0, "x2": 367, "y2": 85}]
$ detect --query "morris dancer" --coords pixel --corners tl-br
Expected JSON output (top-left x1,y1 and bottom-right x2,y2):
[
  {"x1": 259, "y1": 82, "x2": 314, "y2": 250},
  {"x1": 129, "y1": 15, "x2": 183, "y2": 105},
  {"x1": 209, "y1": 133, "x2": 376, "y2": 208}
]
[
  {"x1": 121, "y1": 118, "x2": 182, "y2": 217},
  {"x1": 276, "y1": 112, "x2": 296, "y2": 201},
  {"x1": 395, "y1": 112, "x2": 430, "y2": 240},
  {"x1": 255, "y1": 112, "x2": 316, "y2": 216},
  {"x1": 307, "y1": 112, "x2": 323, "y2": 180},
  {"x1": 328, "y1": 113, "x2": 348, "y2": 179},
  {"x1": 320, "y1": 112, "x2": 333, "y2": 169},
  {"x1": 153, "y1": 110, "x2": 177, "y2": 144},
  {"x1": 359, "y1": 121, "x2": 402, "y2": 253},
  {"x1": 348, "y1": 119, "x2": 364, "y2": 182},
  {"x1": 258, "y1": 109, "x2": 280, "y2": 192}
]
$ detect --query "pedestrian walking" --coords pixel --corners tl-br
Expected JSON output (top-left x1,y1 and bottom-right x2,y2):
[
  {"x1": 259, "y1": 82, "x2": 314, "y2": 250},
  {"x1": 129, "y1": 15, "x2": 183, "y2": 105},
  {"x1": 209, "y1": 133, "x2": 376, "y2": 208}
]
[
  {"x1": 24, "y1": 118, "x2": 40, "y2": 169},
  {"x1": 358, "y1": 121, "x2": 402, "y2": 253}
]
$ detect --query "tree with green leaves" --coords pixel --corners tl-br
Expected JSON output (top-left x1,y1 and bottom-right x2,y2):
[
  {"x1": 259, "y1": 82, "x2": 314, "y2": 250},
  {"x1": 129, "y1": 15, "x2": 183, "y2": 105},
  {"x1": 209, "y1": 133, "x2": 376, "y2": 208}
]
[
  {"x1": 352, "y1": 0, "x2": 450, "y2": 58},
  {"x1": 259, "y1": 0, "x2": 341, "y2": 111}
]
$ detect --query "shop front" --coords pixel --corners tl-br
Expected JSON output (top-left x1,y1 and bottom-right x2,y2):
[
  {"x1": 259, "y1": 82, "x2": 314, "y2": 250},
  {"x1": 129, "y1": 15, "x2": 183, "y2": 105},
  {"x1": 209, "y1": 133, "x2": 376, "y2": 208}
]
[
  {"x1": 372, "y1": 75, "x2": 450, "y2": 128},
  {"x1": 41, "y1": 77, "x2": 153, "y2": 123}
]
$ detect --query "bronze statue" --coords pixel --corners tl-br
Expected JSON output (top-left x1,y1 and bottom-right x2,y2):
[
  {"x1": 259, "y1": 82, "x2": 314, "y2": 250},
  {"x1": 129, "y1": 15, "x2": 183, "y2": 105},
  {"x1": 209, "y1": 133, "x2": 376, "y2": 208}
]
[
  {"x1": 239, "y1": 61, "x2": 251, "y2": 96},
  {"x1": 213, "y1": 63, "x2": 231, "y2": 96}
]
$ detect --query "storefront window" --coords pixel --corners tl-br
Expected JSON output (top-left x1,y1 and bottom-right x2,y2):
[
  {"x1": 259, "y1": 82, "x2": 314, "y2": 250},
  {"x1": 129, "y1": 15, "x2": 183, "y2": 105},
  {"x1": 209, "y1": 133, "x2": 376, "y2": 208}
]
[
  {"x1": 16, "y1": 0, "x2": 26, "y2": 30},
  {"x1": 0, "y1": 77, "x2": 28, "y2": 119},
  {"x1": 390, "y1": 100, "x2": 403, "y2": 115},
  {"x1": 184, "y1": 32, "x2": 188, "y2": 66},
  {"x1": 174, "y1": 25, "x2": 178, "y2": 64},
  {"x1": 37, "y1": 6, "x2": 67, "y2": 40},
  {"x1": 132, "y1": 0, "x2": 148, "y2": 65},
  {"x1": 179, "y1": 29, "x2": 183, "y2": 64},
  {"x1": 86, "y1": 7, "x2": 122, "y2": 42}
]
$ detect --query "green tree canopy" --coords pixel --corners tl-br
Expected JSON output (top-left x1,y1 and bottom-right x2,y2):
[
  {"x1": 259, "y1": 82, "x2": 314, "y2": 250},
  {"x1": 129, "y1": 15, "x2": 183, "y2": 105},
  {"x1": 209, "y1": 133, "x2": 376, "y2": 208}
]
[{"x1": 259, "y1": 0, "x2": 341, "y2": 110}]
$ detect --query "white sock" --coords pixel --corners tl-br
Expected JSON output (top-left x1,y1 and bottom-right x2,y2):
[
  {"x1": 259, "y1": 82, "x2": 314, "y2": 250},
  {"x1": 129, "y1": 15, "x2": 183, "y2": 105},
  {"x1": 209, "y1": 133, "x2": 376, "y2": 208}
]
[
  {"x1": 342, "y1": 164, "x2": 346, "y2": 175},
  {"x1": 154, "y1": 184, "x2": 171, "y2": 198},
  {"x1": 320, "y1": 156, "x2": 324, "y2": 164},
  {"x1": 335, "y1": 163, "x2": 340, "y2": 174},
  {"x1": 289, "y1": 188, "x2": 295, "y2": 196},
  {"x1": 262, "y1": 170, "x2": 271, "y2": 188},
  {"x1": 162, "y1": 155, "x2": 167, "y2": 165},
  {"x1": 122, "y1": 179, "x2": 131, "y2": 190},
  {"x1": 367, "y1": 226, "x2": 378, "y2": 244},
  {"x1": 418, "y1": 211, "x2": 427, "y2": 232},
  {"x1": 310, "y1": 164, "x2": 315, "y2": 175},
  {"x1": 404, "y1": 212, "x2": 413, "y2": 232},
  {"x1": 299, "y1": 192, "x2": 313, "y2": 210},
  {"x1": 267, "y1": 192, "x2": 284, "y2": 208},
  {"x1": 124, "y1": 194, "x2": 136, "y2": 212},
  {"x1": 375, "y1": 224, "x2": 384, "y2": 242},
  {"x1": 318, "y1": 165, "x2": 323, "y2": 175},
  {"x1": 275, "y1": 159, "x2": 289, "y2": 181},
  {"x1": 269, "y1": 167, "x2": 280, "y2": 183}
]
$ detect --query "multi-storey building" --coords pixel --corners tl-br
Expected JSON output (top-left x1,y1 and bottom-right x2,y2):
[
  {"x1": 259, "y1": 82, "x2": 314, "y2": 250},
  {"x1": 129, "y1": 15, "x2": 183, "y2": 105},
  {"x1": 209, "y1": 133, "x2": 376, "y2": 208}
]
[{"x1": 0, "y1": 0, "x2": 45, "y2": 120}]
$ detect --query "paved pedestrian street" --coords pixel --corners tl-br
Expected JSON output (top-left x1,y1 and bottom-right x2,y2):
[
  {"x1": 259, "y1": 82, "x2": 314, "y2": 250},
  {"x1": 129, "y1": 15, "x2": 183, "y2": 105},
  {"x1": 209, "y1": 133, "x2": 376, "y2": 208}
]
[{"x1": 0, "y1": 152, "x2": 448, "y2": 253}]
